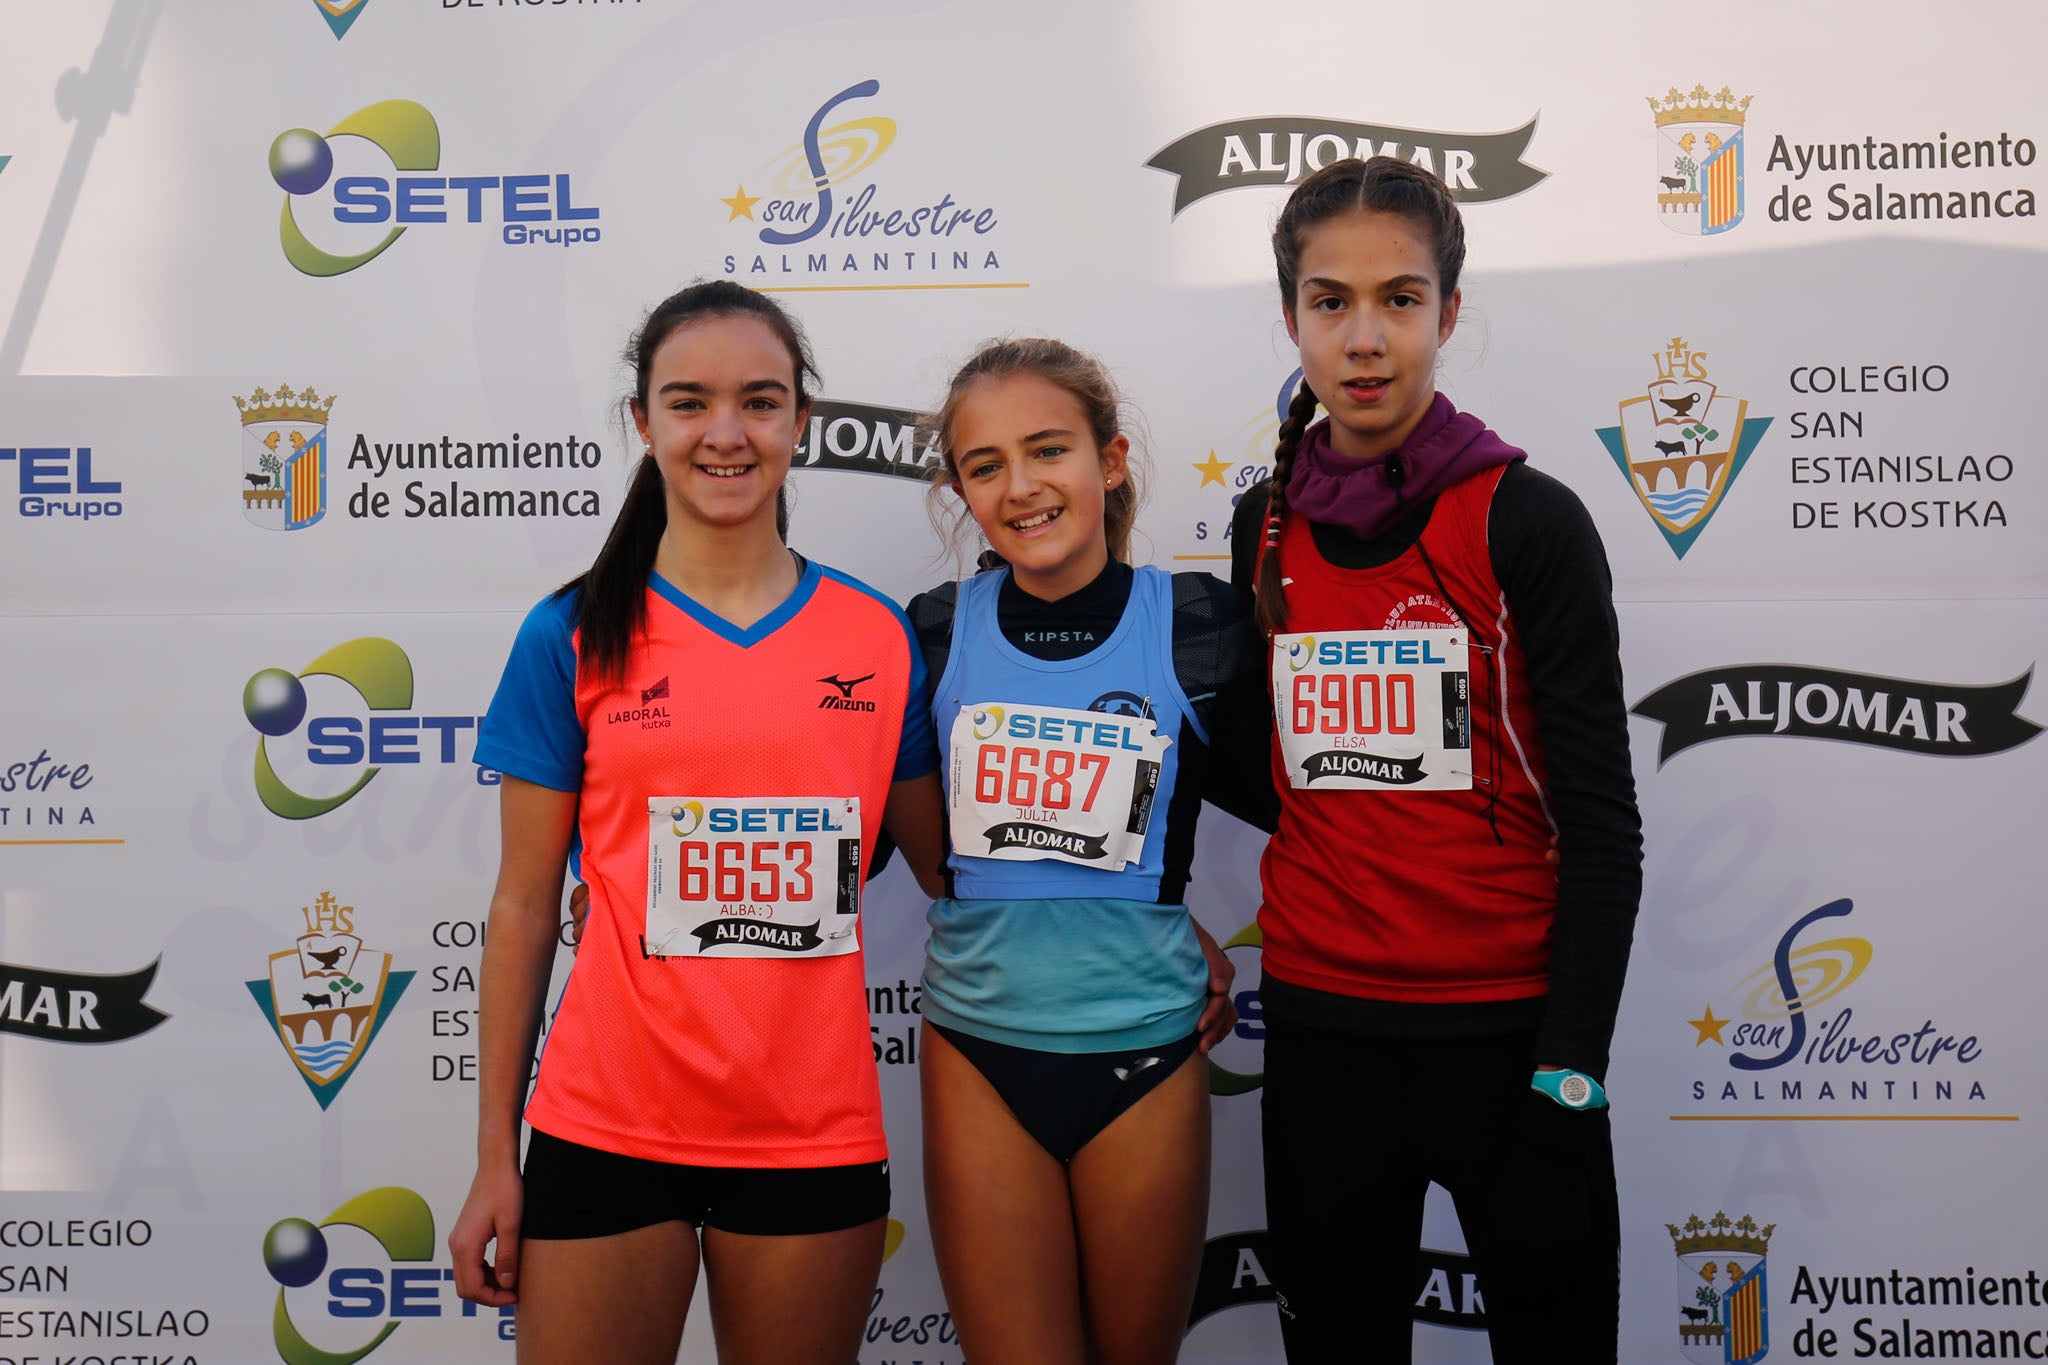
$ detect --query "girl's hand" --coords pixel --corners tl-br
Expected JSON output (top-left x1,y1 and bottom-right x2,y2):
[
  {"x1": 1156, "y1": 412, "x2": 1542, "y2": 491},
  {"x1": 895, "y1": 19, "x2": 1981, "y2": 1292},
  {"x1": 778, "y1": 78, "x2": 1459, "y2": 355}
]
[
  {"x1": 1192, "y1": 919, "x2": 1238, "y2": 1054},
  {"x1": 448, "y1": 1164, "x2": 524, "y2": 1306},
  {"x1": 566, "y1": 881, "x2": 588, "y2": 947}
]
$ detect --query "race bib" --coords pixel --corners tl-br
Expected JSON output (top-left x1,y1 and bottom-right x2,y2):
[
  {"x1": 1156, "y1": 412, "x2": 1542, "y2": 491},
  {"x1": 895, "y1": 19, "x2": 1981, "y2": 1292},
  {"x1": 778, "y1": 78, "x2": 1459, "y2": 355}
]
[
  {"x1": 1271, "y1": 631, "x2": 1472, "y2": 791},
  {"x1": 644, "y1": 797, "x2": 862, "y2": 958},
  {"x1": 947, "y1": 701, "x2": 1171, "y2": 871}
]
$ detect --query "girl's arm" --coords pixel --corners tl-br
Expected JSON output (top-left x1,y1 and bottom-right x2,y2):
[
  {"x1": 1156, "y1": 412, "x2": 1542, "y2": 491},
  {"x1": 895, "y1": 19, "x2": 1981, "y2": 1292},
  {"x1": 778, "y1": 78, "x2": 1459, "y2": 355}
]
[
  {"x1": 883, "y1": 772, "x2": 947, "y2": 900},
  {"x1": 1489, "y1": 465, "x2": 1644, "y2": 1081},
  {"x1": 447, "y1": 775, "x2": 577, "y2": 1305}
]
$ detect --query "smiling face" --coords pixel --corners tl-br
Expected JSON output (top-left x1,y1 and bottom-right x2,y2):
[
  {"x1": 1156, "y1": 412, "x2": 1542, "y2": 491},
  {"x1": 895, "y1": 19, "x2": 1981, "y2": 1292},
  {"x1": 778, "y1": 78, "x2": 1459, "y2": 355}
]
[
  {"x1": 948, "y1": 372, "x2": 1129, "y2": 601},
  {"x1": 1285, "y1": 208, "x2": 1460, "y2": 462},
  {"x1": 632, "y1": 313, "x2": 806, "y2": 534}
]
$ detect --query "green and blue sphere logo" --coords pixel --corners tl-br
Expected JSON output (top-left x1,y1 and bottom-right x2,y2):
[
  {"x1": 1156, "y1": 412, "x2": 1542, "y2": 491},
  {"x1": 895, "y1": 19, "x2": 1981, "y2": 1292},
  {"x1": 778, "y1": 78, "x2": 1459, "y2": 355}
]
[{"x1": 264, "y1": 1187, "x2": 434, "y2": 1365}]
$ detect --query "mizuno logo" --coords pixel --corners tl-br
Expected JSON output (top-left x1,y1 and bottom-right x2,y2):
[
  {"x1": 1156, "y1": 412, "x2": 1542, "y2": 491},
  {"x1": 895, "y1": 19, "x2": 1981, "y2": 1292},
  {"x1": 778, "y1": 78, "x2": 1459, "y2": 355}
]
[{"x1": 819, "y1": 672, "x2": 875, "y2": 698}]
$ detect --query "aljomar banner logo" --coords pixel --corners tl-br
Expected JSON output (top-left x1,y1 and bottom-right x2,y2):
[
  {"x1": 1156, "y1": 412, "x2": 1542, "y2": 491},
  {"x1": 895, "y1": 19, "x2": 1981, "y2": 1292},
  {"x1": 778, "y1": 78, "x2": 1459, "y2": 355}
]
[
  {"x1": 1147, "y1": 116, "x2": 1546, "y2": 214},
  {"x1": 1632, "y1": 665, "x2": 2041, "y2": 763}
]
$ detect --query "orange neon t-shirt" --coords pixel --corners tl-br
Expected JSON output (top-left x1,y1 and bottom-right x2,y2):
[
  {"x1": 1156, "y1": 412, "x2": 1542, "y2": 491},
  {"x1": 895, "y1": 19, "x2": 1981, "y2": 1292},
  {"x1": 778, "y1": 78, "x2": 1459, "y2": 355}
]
[{"x1": 476, "y1": 561, "x2": 936, "y2": 1167}]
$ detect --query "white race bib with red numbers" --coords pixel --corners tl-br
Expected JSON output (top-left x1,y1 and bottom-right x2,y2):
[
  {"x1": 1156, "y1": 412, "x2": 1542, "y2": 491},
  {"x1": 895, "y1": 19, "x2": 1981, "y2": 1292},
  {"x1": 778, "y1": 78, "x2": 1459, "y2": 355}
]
[
  {"x1": 644, "y1": 797, "x2": 862, "y2": 958},
  {"x1": 1271, "y1": 631, "x2": 1472, "y2": 791},
  {"x1": 947, "y1": 702, "x2": 1171, "y2": 871}
]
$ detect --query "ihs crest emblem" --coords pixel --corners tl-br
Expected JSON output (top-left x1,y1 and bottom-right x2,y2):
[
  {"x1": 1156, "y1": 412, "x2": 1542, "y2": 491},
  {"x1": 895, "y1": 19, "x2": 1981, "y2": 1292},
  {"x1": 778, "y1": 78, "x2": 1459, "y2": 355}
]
[
  {"x1": 246, "y1": 891, "x2": 412, "y2": 1109},
  {"x1": 1595, "y1": 337, "x2": 1772, "y2": 559}
]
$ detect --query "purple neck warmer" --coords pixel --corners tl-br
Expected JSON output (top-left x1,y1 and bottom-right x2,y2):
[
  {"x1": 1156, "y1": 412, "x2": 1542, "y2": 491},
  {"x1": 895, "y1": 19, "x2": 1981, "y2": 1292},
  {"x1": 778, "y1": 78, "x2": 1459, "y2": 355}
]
[{"x1": 1285, "y1": 394, "x2": 1526, "y2": 542}]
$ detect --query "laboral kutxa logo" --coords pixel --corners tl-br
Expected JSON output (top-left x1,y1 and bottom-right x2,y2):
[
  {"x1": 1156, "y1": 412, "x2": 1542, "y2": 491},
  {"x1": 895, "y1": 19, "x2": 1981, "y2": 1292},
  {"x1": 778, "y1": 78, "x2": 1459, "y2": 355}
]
[
  {"x1": 1632, "y1": 664, "x2": 2041, "y2": 764},
  {"x1": 1147, "y1": 114, "x2": 1546, "y2": 216},
  {"x1": 247, "y1": 891, "x2": 413, "y2": 1110},
  {"x1": 238, "y1": 385, "x2": 334, "y2": 530},
  {"x1": 1682, "y1": 898, "x2": 1987, "y2": 1115},
  {"x1": 264, "y1": 1187, "x2": 511, "y2": 1364},
  {"x1": 243, "y1": 638, "x2": 492, "y2": 821},
  {"x1": 1650, "y1": 85, "x2": 1753, "y2": 235},
  {"x1": 1595, "y1": 337, "x2": 1771, "y2": 559},
  {"x1": 1669, "y1": 1211, "x2": 1772, "y2": 1364},
  {"x1": 269, "y1": 99, "x2": 600, "y2": 277},
  {"x1": 718, "y1": 79, "x2": 1011, "y2": 286}
]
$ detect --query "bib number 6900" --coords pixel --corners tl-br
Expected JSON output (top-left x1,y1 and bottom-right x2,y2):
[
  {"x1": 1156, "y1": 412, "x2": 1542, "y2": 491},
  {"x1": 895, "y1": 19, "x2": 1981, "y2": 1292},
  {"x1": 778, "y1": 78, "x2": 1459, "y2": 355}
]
[{"x1": 1291, "y1": 672, "x2": 1417, "y2": 737}]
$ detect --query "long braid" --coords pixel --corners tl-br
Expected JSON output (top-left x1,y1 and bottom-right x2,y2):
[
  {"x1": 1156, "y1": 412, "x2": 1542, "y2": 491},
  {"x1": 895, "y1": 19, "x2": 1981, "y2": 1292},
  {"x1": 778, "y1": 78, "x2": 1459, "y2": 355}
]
[{"x1": 1255, "y1": 383, "x2": 1322, "y2": 636}]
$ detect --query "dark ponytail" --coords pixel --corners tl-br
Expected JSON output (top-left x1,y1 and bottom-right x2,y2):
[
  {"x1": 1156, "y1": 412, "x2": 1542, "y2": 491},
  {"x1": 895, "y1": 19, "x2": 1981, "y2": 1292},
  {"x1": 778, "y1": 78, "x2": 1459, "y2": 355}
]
[
  {"x1": 1258, "y1": 155, "x2": 1467, "y2": 636},
  {"x1": 564, "y1": 280, "x2": 818, "y2": 683}
]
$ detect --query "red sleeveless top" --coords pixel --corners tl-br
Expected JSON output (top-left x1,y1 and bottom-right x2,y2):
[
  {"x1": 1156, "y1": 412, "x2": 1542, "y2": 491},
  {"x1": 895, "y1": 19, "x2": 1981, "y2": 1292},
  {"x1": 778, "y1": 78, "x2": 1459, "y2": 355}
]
[{"x1": 1259, "y1": 465, "x2": 1560, "y2": 1003}]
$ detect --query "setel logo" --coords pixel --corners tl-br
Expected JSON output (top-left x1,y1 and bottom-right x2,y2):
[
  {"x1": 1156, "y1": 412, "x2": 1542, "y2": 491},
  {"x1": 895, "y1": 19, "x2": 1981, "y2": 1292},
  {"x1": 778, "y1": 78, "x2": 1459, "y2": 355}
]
[
  {"x1": 0, "y1": 446, "x2": 122, "y2": 520},
  {"x1": 270, "y1": 100, "x2": 601, "y2": 277},
  {"x1": 242, "y1": 637, "x2": 494, "y2": 821},
  {"x1": 263, "y1": 1188, "x2": 510, "y2": 1365}
]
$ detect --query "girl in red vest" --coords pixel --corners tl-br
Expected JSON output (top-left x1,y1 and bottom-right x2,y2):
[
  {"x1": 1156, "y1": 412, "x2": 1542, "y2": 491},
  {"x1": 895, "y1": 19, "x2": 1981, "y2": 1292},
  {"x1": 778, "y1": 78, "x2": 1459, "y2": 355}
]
[{"x1": 1227, "y1": 157, "x2": 1643, "y2": 1363}]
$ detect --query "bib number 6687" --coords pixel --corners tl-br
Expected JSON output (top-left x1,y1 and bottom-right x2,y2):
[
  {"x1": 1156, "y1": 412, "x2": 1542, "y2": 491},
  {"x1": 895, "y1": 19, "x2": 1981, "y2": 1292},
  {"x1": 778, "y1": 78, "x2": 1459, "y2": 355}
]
[{"x1": 973, "y1": 744, "x2": 1110, "y2": 811}]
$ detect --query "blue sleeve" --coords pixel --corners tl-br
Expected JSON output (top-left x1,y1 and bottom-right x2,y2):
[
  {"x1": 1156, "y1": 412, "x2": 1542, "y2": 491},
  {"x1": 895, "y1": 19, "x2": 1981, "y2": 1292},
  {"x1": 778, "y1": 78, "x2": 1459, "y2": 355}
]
[
  {"x1": 475, "y1": 591, "x2": 584, "y2": 792},
  {"x1": 895, "y1": 616, "x2": 938, "y2": 781}
]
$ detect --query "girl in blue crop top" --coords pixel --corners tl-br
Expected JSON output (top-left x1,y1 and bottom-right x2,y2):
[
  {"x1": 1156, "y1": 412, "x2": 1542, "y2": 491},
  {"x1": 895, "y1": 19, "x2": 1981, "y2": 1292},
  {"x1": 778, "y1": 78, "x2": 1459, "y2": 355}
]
[{"x1": 905, "y1": 338, "x2": 1270, "y2": 1365}]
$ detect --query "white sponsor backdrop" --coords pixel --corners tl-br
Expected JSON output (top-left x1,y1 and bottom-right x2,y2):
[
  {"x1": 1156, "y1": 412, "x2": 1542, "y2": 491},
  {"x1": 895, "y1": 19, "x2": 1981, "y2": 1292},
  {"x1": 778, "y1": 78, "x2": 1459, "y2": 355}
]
[{"x1": 2, "y1": 1, "x2": 2044, "y2": 1361}]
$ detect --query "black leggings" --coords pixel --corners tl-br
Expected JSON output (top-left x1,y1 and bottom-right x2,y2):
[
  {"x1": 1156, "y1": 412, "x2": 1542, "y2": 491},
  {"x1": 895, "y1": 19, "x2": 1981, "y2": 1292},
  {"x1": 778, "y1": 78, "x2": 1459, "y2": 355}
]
[{"x1": 1261, "y1": 1017, "x2": 1619, "y2": 1363}]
